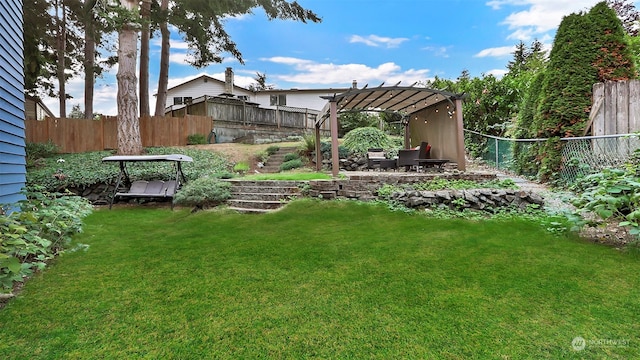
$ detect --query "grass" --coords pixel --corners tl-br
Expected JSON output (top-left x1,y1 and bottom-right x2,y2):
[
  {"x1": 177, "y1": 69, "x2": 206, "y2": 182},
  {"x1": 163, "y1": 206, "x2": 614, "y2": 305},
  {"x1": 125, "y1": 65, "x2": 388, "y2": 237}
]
[
  {"x1": 242, "y1": 172, "x2": 333, "y2": 181},
  {"x1": 0, "y1": 200, "x2": 639, "y2": 359}
]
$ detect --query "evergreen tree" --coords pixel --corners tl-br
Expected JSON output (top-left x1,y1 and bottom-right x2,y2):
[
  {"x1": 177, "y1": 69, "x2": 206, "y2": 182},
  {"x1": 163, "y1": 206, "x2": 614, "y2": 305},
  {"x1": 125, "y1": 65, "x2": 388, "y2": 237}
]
[{"x1": 590, "y1": 1, "x2": 636, "y2": 80}]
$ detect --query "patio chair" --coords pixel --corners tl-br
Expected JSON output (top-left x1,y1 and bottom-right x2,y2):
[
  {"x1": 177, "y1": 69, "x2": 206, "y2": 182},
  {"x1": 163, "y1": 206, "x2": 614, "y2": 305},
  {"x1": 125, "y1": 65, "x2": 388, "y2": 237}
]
[{"x1": 366, "y1": 148, "x2": 386, "y2": 170}]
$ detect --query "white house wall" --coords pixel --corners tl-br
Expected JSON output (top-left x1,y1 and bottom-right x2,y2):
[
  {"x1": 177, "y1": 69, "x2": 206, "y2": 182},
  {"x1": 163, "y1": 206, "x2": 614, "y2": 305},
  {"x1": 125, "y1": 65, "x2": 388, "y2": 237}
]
[
  {"x1": 164, "y1": 78, "x2": 253, "y2": 109},
  {"x1": 254, "y1": 91, "x2": 339, "y2": 111}
]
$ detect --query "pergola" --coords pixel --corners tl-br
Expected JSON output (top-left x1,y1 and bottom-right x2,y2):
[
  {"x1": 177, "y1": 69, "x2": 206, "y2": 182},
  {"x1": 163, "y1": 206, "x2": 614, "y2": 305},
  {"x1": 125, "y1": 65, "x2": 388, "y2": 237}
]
[{"x1": 316, "y1": 83, "x2": 467, "y2": 176}]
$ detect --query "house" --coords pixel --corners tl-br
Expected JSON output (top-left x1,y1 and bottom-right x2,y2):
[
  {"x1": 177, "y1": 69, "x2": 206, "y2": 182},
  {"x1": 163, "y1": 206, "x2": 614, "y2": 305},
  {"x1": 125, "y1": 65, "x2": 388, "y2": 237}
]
[
  {"x1": 162, "y1": 67, "x2": 348, "y2": 143},
  {"x1": 0, "y1": 0, "x2": 27, "y2": 205},
  {"x1": 25, "y1": 95, "x2": 54, "y2": 120},
  {"x1": 163, "y1": 67, "x2": 350, "y2": 113}
]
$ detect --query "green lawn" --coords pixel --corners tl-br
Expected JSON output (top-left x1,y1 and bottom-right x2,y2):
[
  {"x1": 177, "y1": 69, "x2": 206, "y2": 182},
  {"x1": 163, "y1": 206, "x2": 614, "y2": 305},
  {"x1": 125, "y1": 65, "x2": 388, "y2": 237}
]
[{"x1": 0, "y1": 200, "x2": 638, "y2": 359}]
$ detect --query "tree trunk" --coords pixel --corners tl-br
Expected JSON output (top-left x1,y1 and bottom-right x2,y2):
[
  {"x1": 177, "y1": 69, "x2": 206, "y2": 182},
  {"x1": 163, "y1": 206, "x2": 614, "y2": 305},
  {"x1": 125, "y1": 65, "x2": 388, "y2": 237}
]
[
  {"x1": 154, "y1": 0, "x2": 170, "y2": 116},
  {"x1": 83, "y1": 1, "x2": 96, "y2": 119},
  {"x1": 139, "y1": 0, "x2": 151, "y2": 117},
  {"x1": 56, "y1": 0, "x2": 67, "y2": 118},
  {"x1": 117, "y1": 0, "x2": 142, "y2": 155}
]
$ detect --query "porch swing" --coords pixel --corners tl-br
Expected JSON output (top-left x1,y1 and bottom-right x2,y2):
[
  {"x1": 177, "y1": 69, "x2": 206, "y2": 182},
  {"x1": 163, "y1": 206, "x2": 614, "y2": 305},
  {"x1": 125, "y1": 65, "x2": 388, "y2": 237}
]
[{"x1": 102, "y1": 154, "x2": 193, "y2": 209}]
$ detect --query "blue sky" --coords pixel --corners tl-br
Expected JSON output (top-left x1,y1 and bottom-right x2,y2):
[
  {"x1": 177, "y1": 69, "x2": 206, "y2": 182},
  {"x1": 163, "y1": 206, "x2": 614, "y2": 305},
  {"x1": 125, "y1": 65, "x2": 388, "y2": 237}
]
[{"x1": 47, "y1": 0, "x2": 637, "y2": 116}]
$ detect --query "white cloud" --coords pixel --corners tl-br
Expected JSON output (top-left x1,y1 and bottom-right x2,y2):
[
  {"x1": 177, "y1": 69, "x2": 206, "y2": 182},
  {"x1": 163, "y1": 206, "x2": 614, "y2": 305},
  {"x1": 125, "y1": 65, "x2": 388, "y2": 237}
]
[
  {"x1": 261, "y1": 57, "x2": 429, "y2": 87},
  {"x1": 474, "y1": 46, "x2": 516, "y2": 58},
  {"x1": 486, "y1": 69, "x2": 509, "y2": 78},
  {"x1": 349, "y1": 34, "x2": 409, "y2": 48},
  {"x1": 493, "y1": 0, "x2": 599, "y2": 38},
  {"x1": 423, "y1": 46, "x2": 450, "y2": 58}
]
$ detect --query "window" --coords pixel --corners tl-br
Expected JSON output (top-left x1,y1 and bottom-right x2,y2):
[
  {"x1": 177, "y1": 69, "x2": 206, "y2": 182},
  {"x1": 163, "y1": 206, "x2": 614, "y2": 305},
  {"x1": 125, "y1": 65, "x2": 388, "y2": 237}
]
[
  {"x1": 270, "y1": 94, "x2": 286, "y2": 106},
  {"x1": 238, "y1": 95, "x2": 249, "y2": 101},
  {"x1": 184, "y1": 97, "x2": 193, "y2": 104},
  {"x1": 173, "y1": 97, "x2": 183, "y2": 105}
]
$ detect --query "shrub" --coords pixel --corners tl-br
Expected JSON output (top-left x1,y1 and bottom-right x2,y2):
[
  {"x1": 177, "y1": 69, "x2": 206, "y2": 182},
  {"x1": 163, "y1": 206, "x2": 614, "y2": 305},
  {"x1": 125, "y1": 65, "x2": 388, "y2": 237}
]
[
  {"x1": 570, "y1": 167, "x2": 640, "y2": 237},
  {"x1": 283, "y1": 153, "x2": 300, "y2": 162},
  {"x1": 266, "y1": 146, "x2": 280, "y2": 155},
  {"x1": 319, "y1": 142, "x2": 351, "y2": 159},
  {"x1": 25, "y1": 141, "x2": 60, "y2": 168},
  {"x1": 1, "y1": 187, "x2": 92, "y2": 293},
  {"x1": 27, "y1": 147, "x2": 231, "y2": 192},
  {"x1": 298, "y1": 134, "x2": 316, "y2": 157},
  {"x1": 187, "y1": 133, "x2": 208, "y2": 145},
  {"x1": 280, "y1": 159, "x2": 303, "y2": 171},
  {"x1": 173, "y1": 177, "x2": 231, "y2": 209},
  {"x1": 342, "y1": 127, "x2": 395, "y2": 155},
  {"x1": 256, "y1": 150, "x2": 269, "y2": 163}
]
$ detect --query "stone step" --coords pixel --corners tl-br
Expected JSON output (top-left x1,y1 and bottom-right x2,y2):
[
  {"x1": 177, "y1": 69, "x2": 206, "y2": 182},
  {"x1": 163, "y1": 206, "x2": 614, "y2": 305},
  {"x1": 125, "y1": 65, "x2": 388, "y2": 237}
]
[
  {"x1": 226, "y1": 180, "x2": 305, "y2": 187},
  {"x1": 227, "y1": 199, "x2": 286, "y2": 210},
  {"x1": 230, "y1": 192, "x2": 299, "y2": 201},
  {"x1": 227, "y1": 207, "x2": 273, "y2": 214}
]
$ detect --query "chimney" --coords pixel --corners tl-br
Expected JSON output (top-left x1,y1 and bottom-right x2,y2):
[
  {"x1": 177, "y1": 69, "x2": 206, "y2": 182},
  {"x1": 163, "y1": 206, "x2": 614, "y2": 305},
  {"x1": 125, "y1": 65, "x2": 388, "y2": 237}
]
[
  {"x1": 224, "y1": 67, "x2": 234, "y2": 95},
  {"x1": 352, "y1": 80, "x2": 358, "y2": 89}
]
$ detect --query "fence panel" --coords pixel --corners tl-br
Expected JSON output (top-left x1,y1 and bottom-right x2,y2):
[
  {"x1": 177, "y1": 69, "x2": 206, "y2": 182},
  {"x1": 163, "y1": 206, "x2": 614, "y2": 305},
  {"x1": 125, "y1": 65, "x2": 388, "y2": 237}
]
[{"x1": 25, "y1": 115, "x2": 213, "y2": 153}]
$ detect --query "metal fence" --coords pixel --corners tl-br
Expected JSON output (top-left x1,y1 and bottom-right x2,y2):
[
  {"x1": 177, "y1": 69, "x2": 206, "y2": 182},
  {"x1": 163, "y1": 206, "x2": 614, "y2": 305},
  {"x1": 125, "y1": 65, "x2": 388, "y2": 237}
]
[{"x1": 465, "y1": 129, "x2": 640, "y2": 184}]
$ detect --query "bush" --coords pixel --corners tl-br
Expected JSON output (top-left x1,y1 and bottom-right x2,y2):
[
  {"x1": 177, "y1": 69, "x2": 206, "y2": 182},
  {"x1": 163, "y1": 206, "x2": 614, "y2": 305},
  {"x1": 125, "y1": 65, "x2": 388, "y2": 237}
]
[
  {"x1": 27, "y1": 147, "x2": 231, "y2": 192},
  {"x1": 319, "y1": 142, "x2": 351, "y2": 159},
  {"x1": 1, "y1": 187, "x2": 92, "y2": 293},
  {"x1": 283, "y1": 153, "x2": 300, "y2": 162},
  {"x1": 25, "y1": 141, "x2": 60, "y2": 168},
  {"x1": 298, "y1": 134, "x2": 316, "y2": 157},
  {"x1": 266, "y1": 146, "x2": 280, "y2": 155},
  {"x1": 187, "y1": 133, "x2": 208, "y2": 145},
  {"x1": 173, "y1": 177, "x2": 231, "y2": 209},
  {"x1": 280, "y1": 159, "x2": 303, "y2": 171},
  {"x1": 342, "y1": 127, "x2": 395, "y2": 155}
]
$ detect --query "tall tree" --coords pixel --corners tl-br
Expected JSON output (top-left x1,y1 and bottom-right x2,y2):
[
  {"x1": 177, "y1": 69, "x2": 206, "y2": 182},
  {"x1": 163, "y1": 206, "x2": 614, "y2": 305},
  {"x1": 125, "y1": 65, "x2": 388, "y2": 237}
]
[
  {"x1": 83, "y1": 0, "x2": 98, "y2": 119},
  {"x1": 139, "y1": 0, "x2": 151, "y2": 117},
  {"x1": 23, "y1": 0, "x2": 56, "y2": 97},
  {"x1": 153, "y1": 0, "x2": 321, "y2": 115},
  {"x1": 116, "y1": 0, "x2": 143, "y2": 154},
  {"x1": 154, "y1": 0, "x2": 170, "y2": 116},
  {"x1": 54, "y1": 0, "x2": 68, "y2": 118}
]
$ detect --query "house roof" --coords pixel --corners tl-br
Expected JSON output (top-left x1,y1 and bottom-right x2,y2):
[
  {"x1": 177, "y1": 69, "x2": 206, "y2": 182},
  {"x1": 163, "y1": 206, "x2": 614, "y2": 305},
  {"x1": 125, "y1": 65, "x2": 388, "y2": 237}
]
[
  {"x1": 25, "y1": 94, "x2": 55, "y2": 118},
  {"x1": 164, "y1": 74, "x2": 251, "y2": 93},
  {"x1": 257, "y1": 87, "x2": 350, "y2": 94}
]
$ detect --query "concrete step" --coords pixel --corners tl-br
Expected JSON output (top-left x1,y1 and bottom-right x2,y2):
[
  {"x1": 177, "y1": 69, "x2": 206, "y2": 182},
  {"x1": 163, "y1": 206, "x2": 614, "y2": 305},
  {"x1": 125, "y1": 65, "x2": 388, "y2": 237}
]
[
  {"x1": 227, "y1": 199, "x2": 286, "y2": 210},
  {"x1": 230, "y1": 192, "x2": 299, "y2": 201}
]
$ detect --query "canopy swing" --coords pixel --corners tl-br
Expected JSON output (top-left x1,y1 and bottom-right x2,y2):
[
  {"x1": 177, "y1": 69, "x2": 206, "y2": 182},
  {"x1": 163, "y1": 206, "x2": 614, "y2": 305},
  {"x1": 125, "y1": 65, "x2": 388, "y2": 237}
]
[{"x1": 102, "y1": 154, "x2": 193, "y2": 209}]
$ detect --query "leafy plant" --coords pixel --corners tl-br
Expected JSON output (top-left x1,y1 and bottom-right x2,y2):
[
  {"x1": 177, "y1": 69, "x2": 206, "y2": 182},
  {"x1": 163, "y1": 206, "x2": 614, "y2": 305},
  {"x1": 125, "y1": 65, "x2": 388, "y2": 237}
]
[
  {"x1": 298, "y1": 134, "x2": 316, "y2": 157},
  {"x1": 342, "y1": 127, "x2": 395, "y2": 155},
  {"x1": 187, "y1": 133, "x2": 208, "y2": 145},
  {"x1": 266, "y1": 145, "x2": 280, "y2": 155},
  {"x1": 173, "y1": 177, "x2": 231, "y2": 209},
  {"x1": 27, "y1": 147, "x2": 231, "y2": 192},
  {"x1": 280, "y1": 159, "x2": 304, "y2": 171},
  {"x1": 570, "y1": 167, "x2": 640, "y2": 237},
  {"x1": 1, "y1": 187, "x2": 92, "y2": 293},
  {"x1": 25, "y1": 141, "x2": 60, "y2": 168},
  {"x1": 283, "y1": 153, "x2": 300, "y2": 162}
]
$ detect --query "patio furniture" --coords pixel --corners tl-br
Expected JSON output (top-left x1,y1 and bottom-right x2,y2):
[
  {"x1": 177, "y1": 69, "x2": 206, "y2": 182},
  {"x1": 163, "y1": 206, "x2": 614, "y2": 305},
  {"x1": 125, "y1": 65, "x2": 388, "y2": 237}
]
[
  {"x1": 367, "y1": 148, "x2": 386, "y2": 170},
  {"x1": 416, "y1": 142, "x2": 449, "y2": 172},
  {"x1": 397, "y1": 149, "x2": 419, "y2": 171},
  {"x1": 102, "y1": 154, "x2": 193, "y2": 209}
]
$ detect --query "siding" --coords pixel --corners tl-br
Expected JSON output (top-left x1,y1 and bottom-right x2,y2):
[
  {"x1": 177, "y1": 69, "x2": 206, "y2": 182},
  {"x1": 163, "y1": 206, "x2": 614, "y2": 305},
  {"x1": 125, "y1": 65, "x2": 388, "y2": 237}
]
[{"x1": 0, "y1": 0, "x2": 26, "y2": 205}]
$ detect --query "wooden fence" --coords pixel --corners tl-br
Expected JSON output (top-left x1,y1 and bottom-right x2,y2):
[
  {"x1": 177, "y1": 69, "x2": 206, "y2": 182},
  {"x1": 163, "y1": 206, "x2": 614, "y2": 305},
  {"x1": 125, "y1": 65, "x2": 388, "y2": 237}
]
[
  {"x1": 590, "y1": 80, "x2": 640, "y2": 136},
  {"x1": 25, "y1": 115, "x2": 213, "y2": 153}
]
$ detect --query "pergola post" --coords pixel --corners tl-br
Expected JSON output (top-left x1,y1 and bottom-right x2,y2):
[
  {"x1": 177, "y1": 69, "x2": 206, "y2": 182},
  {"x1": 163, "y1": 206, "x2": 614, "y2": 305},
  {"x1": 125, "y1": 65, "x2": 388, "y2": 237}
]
[
  {"x1": 455, "y1": 98, "x2": 466, "y2": 171},
  {"x1": 330, "y1": 100, "x2": 339, "y2": 177},
  {"x1": 403, "y1": 115, "x2": 411, "y2": 149},
  {"x1": 315, "y1": 122, "x2": 322, "y2": 171}
]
